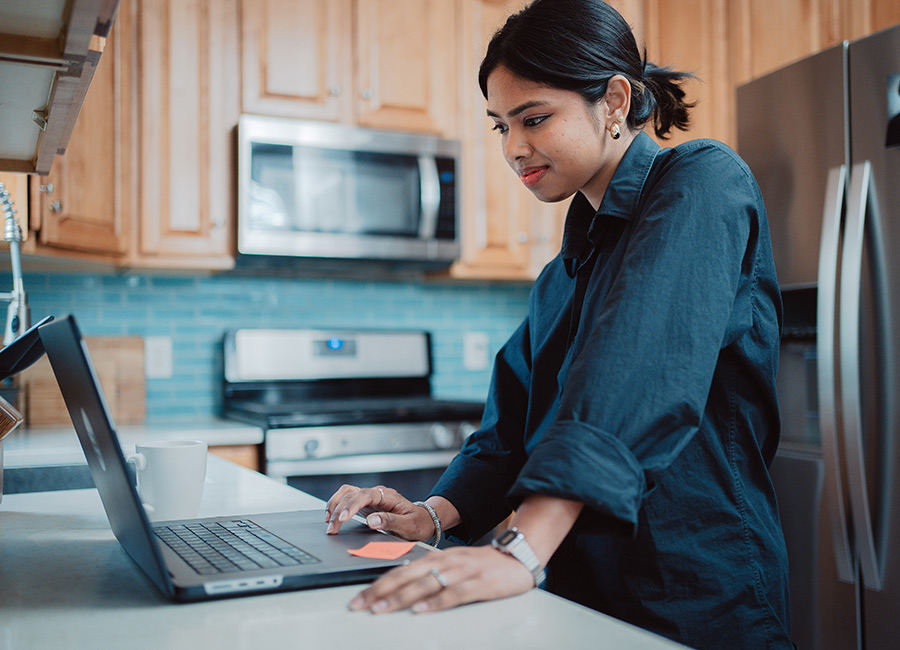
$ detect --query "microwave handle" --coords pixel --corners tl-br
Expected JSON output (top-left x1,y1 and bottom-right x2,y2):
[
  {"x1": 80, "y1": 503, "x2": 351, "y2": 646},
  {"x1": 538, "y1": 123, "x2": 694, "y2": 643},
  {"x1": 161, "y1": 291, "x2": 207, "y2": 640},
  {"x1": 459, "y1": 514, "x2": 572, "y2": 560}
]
[{"x1": 418, "y1": 156, "x2": 440, "y2": 239}]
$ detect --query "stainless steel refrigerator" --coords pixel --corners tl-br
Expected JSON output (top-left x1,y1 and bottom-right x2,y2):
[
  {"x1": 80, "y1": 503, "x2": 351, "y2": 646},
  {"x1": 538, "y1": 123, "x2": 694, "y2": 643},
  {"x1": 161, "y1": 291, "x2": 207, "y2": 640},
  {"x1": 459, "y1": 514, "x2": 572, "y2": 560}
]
[{"x1": 737, "y1": 24, "x2": 900, "y2": 650}]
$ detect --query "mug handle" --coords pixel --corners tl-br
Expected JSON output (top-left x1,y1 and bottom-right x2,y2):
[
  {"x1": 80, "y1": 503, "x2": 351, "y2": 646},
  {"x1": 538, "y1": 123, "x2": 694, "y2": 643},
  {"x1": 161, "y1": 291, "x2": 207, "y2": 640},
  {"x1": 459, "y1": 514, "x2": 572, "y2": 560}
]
[
  {"x1": 126, "y1": 451, "x2": 147, "y2": 471},
  {"x1": 125, "y1": 453, "x2": 155, "y2": 516}
]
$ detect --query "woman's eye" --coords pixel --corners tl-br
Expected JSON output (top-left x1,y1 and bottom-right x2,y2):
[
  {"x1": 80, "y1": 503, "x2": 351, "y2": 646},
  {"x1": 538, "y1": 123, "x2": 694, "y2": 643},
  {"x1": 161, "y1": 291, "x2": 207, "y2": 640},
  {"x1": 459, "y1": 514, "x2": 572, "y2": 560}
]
[
  {"x1": 524, "y1": 115, "x2": 549, "y2": 127},
  {"x1": 491, "y1": 123, "x2": 508, "y2": 134}
]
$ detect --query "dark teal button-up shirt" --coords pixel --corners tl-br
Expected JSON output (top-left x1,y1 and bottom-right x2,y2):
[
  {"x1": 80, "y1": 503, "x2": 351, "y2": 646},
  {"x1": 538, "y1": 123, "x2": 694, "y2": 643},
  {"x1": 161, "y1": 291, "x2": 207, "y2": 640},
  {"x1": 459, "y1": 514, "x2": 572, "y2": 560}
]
[{"x1": 432, "y1": 132, "x2": 792, "y2": 649}]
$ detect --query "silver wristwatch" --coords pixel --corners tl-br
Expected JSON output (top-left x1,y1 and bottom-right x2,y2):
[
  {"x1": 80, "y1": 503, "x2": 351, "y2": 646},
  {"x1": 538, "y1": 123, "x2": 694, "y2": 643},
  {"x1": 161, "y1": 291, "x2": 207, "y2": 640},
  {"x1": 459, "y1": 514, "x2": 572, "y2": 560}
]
[{"x1": 492, "y1": 528, "x2": 546, "y2": 587}]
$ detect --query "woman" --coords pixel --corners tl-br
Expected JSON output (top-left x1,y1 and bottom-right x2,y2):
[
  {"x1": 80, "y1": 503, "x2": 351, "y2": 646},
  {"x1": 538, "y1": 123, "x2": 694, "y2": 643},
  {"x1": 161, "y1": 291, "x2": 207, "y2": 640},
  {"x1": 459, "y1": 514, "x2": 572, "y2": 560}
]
[{"x1": 325, "y1": 1, "x2": 792, "y2": 647}]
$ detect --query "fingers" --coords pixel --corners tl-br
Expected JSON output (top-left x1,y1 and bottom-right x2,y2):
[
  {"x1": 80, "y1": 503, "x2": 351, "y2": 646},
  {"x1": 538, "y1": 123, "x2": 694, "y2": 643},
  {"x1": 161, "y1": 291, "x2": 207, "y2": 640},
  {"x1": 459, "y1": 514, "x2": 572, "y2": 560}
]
[
  {"x1": 348, "y1": 561, "x2": 467, "y2": 614},
  {"x1": 347, "y1": 547, "x2": 534, "y2": 615},
  {"x1": 325, "y1": 484, "x2": 397, "y2": 535}
]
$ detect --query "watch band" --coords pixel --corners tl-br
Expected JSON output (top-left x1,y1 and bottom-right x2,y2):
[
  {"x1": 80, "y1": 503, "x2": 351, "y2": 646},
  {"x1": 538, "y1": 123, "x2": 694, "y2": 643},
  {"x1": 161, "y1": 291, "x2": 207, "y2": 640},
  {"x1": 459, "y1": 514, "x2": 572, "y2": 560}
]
[{"x1": 492, "y1": 527, "x2": 546, "y2": 587}]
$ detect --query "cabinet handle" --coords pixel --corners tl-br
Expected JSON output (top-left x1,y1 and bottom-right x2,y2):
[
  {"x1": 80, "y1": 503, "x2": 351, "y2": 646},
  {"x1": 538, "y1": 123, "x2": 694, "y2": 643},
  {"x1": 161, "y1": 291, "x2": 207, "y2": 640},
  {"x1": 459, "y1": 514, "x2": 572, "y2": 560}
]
[
  {"x1": 516, "y1": 231, "x2": 529, "y2": 244},
  {"x1": 361, "y1": 88, "x2": 374, "y2": 100},
  {"x1": 329, "y1": 85, "x2": 342, "y2": 96},
  {"x1": 39, "y1": 183, "x2": 54, "y2": 195},
  {"x1": 48, "y1": 201, "x2": 62, "y2": 213}
]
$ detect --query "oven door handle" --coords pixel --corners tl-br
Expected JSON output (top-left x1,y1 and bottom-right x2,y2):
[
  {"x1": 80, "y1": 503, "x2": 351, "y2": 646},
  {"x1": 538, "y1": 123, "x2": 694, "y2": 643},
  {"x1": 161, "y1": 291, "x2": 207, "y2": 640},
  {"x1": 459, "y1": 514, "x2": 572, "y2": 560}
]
[{"x1": 266, "y1": 450, "x2": 458, "y2": 479}]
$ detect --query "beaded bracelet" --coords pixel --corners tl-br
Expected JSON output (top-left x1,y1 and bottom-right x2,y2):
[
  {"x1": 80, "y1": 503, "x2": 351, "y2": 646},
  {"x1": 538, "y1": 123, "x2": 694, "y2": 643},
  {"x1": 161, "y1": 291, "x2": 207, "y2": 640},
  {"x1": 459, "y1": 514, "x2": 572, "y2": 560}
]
[{"x1": 413, "y1": 501, "x2": 442, "y2": 547}]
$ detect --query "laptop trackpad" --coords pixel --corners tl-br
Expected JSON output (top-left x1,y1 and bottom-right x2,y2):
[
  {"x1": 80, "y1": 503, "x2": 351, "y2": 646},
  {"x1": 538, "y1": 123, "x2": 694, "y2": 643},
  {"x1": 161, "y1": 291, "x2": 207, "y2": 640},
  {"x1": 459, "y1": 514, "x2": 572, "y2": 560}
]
[{"x1": 249, "y1": 509, "x2": 431, "y2": 567}]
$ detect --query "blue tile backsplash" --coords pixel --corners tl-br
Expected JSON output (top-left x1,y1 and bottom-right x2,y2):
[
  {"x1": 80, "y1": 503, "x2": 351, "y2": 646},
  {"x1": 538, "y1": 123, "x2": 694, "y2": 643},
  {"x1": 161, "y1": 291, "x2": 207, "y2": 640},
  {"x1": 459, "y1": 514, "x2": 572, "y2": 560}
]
[{"x1": 23, "y1": 272, "x2": 532, "y2": 421}]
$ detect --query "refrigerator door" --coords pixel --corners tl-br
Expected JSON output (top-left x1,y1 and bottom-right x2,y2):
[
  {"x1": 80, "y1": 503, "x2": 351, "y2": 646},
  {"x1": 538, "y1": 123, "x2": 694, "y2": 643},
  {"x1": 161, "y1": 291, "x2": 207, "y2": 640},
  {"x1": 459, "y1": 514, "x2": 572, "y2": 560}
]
[
  {"x1": 738, "y1": 44, "x2": 860, "y2": 650},
  {"x1": 847, "y1": 24, "x2": 900, "y2": 650},
  {"x1": 737, "y1": 44, "x2": 848, "y2": 288}
]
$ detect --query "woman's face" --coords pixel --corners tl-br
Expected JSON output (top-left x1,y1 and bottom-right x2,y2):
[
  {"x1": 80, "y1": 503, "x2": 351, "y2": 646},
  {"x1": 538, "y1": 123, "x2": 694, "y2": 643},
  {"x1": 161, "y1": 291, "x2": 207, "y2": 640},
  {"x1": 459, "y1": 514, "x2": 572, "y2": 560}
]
[{"x1": 485, "y1": 65, "x2": 626, "y2": 209}]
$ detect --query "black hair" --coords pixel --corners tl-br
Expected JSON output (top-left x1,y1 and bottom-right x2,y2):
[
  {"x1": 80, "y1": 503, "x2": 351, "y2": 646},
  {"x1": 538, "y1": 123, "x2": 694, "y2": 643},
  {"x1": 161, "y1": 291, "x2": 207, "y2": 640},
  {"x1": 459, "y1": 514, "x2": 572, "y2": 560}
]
[{"x1": 478, "y1": 0, "x2": 695, "y2": 139}]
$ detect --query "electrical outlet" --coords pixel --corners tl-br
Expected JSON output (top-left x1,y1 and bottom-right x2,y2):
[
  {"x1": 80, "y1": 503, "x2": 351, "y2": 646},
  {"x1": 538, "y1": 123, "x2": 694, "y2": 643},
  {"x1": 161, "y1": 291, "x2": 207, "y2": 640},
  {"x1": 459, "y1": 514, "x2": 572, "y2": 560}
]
[
  {"x1": 463, "y1": 332, "x2": 490, "y2": 371},
  {"x1": 145, "y1": 336, "x2": 173, "y2": 379}
]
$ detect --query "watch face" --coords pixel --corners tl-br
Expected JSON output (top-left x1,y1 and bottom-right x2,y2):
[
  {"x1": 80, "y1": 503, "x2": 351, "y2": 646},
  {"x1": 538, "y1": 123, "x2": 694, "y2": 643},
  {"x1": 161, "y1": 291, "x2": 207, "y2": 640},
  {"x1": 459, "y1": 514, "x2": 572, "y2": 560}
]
[{"x1": 497, "y1": 529, "x2": 519, "y2": 546}]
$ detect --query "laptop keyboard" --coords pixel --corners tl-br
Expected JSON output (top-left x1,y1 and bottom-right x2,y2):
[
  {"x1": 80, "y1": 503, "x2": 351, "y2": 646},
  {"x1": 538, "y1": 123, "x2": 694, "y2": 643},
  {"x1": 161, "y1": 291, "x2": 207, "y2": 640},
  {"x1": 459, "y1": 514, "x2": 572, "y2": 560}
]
[{"x1": 154, "y1": 520, "x2": 320, "y2": 575}]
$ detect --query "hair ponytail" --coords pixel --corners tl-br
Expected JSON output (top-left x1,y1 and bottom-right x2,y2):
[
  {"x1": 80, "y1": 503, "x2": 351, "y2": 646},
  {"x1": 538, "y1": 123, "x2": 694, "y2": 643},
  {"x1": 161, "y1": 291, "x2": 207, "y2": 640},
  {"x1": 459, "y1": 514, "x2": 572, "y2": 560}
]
[
  {"x1": 632, "y1": 60, "x2": 696, "y2": 139},
  {"x1": 479, "y1": 0, "x2": 696, "y2": 140}
]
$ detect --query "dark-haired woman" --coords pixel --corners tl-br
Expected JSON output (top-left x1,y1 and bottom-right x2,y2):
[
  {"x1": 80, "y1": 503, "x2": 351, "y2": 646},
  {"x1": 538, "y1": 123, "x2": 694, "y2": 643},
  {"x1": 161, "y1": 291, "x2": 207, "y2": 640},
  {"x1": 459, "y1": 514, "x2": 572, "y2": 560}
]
[{"x1": 325, "y1": 1, "x2": 792, "y2": 647}]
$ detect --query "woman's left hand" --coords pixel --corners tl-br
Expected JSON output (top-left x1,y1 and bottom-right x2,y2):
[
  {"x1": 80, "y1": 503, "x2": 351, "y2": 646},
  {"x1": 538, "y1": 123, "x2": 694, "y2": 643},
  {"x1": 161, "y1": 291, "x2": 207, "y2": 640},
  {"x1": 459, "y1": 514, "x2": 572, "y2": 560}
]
[{"x1": 348, "y1": 544, "x2": 535, "y2": 614}]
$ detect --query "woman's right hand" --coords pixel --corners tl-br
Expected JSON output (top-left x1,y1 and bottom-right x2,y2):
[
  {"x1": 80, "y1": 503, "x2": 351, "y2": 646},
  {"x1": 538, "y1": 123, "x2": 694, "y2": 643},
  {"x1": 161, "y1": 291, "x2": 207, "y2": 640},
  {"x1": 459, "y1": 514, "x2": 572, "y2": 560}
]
[{"x1": 324, "y1": 484, "x2": 435, "y2": 542}]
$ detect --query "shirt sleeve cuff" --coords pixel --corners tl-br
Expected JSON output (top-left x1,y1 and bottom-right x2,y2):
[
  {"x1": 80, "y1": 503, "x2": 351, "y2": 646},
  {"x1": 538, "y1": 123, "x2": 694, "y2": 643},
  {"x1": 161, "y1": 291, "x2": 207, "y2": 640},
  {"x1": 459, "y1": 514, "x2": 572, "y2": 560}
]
[
  {"x1": 507, "y1": 419, "x2": 648, "y2": 534},
  {"x1": 430, "y1": 452, "x2": 518, "y2": 543}
]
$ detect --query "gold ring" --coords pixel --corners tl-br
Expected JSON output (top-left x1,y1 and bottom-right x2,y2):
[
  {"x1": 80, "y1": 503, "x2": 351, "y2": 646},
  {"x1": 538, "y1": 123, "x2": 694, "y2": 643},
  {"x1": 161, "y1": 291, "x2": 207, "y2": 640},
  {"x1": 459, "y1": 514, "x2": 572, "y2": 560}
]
[{"x1": 429, "y1": 568, "x2": 449, "y2": 588}]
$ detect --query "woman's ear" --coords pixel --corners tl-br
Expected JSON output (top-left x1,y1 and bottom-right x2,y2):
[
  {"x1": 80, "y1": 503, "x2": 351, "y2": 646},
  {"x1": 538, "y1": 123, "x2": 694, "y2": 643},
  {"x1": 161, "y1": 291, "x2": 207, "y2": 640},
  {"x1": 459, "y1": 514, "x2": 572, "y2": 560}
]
[{"x1": 604, "y1": 74, "x2": 632, "y2": 125}]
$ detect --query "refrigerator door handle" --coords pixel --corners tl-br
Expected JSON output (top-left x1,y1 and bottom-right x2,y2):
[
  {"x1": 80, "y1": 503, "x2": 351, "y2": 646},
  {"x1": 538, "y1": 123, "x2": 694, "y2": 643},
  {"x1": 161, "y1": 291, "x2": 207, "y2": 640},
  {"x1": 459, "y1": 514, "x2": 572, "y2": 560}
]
[
  {"x1": 840, "y1": 160, "x2": 884, "y2": 592},
  {"x1": 817, "y1": 164, "x2": 855, "y2": 584}
]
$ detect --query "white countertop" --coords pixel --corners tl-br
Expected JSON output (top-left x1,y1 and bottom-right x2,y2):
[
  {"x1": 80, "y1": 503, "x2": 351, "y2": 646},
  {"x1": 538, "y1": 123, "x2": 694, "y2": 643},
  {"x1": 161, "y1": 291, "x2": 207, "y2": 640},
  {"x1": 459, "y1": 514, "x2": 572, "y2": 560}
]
[
  {"x1": 2, "y1": 418, "x2": 264, "y2": 468},
  {"x1": 0, "y1": 455, "x2": 687, "y2": 650}
]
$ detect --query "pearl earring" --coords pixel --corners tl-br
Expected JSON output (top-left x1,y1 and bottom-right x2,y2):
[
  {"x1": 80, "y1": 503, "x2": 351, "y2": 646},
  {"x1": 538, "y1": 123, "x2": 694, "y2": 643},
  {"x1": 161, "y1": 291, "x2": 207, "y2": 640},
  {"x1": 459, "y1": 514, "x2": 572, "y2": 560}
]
[{"x1": 610, "y1": 123, "x2": 621, "y2": 140}]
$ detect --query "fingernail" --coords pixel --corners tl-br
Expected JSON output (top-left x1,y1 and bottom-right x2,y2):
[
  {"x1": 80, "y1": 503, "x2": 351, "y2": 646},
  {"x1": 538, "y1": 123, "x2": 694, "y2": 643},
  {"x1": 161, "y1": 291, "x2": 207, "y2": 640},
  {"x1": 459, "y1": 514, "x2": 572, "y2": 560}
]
[
  {"x1": 371, "y1": 599, "x2": 389, "y2": 613},
  {"x1": 326, "y1": 521, "x2": 335, "y2": 534},
  {"x1": 324, "y1": 510, "x2": 331, "y2": 522},
  {"x1": 348, "y1": 595, "x2": 365, "y2": 610},
  {"x1": 368, "y1": 514, "x2": 383, "y2": 528},
  {"x1": 339, "y1": 510, "x2": 349, "y2": 521},
  {"x1": 411, "y1": 601, "x2": 430, "y2": 613}
]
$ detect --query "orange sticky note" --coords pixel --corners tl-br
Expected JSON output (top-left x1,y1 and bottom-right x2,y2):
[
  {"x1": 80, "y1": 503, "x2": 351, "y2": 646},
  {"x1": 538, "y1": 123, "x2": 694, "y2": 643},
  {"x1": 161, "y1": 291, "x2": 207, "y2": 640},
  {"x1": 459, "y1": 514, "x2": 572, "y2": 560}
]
[{"x1": 347, "y1": 541, "x2": 416, "y2": 560}]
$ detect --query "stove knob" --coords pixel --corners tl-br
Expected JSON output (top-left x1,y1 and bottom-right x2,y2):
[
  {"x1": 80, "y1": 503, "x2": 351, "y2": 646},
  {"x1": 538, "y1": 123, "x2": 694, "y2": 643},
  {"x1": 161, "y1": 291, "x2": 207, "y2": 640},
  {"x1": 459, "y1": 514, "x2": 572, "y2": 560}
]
[
  {"x1": 304, "y1": 438, "x2": 320, "y2": 456},
  {"x1": 430, "y1": 423, "x2": 456, "y2": 449}
]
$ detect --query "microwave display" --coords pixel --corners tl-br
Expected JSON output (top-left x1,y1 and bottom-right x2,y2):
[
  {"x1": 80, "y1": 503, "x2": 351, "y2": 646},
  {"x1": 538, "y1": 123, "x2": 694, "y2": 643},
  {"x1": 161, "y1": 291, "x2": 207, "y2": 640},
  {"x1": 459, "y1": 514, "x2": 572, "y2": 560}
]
[{"x1": 237, "y1": 115, "x2": 461, "y2": 266}]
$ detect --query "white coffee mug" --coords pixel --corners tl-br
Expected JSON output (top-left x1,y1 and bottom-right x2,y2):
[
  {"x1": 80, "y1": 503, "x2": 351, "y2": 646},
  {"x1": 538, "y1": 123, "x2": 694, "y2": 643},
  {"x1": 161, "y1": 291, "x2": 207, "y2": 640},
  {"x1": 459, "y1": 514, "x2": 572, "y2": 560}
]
[{"x1": 128, "y1": 440, "x2": 207, "y2": 521}]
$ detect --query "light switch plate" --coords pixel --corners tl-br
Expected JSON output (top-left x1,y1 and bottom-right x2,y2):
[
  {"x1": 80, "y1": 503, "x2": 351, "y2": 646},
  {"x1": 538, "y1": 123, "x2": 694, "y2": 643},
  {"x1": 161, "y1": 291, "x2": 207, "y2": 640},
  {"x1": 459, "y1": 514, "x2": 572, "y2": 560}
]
[
  {"x1": 463, "y1": 332, "x2": 490, "y2": 371},
  {"x1": 145, "y1": 336, "x2": 173, "y2": 379}
]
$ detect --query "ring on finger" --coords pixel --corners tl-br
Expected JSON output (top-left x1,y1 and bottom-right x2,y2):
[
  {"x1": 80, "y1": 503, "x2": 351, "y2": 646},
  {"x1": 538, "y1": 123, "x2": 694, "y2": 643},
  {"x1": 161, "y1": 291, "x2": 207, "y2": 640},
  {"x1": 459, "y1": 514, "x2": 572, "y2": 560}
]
[
  {"x1": 377, "y1": 487, "x2": 385, "y2": 505},
  {"x1": 429, "y1": 568, "x2": 449, "y2": 588}
]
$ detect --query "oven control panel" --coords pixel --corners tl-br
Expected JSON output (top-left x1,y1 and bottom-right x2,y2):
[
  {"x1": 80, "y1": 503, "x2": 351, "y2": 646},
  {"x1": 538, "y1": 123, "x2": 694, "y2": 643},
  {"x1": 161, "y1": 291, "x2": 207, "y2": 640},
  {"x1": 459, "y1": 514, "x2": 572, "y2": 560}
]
[
  {"x1": 264, "y1": 421, "x2": 479, "y2": 479},
  {"x1": 265, "y1": 421, "x2": 478, "y2": 463}
]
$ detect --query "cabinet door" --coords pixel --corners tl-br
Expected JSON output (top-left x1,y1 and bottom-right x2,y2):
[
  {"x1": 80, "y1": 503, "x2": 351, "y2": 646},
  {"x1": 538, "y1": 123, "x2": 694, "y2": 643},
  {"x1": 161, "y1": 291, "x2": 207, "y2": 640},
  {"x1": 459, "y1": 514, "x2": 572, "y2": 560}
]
[
  {"x1": 727, "y1": 0, "x2": 841, "y2": 87},
  {"x1": 451, "y1": 0, "x2": 531, "y2": 280},
  {"x1": 240, "y1": 0, "x2": 354, "y2": 122},
  {"x1": 0, "y1": 173, "x2": 29, "y2": 238},
  {"x1": 136, "y1": 0, "x2": 239, "y2": 266},
  {"x1": 643, "y1": 0, "x2": 731, "y2": 146},
  {"x1": 32, "y1": 6, "x2": 134, "y2": 259},
  {"x1": 836, "y1": 0, "x2": 900, "y2": 40},
  {"x1": 355, "y1": 0, "x2": 459, "y2": 136}
]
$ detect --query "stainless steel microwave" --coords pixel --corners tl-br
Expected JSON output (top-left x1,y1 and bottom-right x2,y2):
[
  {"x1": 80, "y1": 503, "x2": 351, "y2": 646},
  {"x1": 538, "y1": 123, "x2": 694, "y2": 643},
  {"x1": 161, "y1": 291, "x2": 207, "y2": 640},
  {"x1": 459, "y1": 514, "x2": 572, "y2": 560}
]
[{"x1": 237, "y1": 115, "x2": 461, "y2": 267}]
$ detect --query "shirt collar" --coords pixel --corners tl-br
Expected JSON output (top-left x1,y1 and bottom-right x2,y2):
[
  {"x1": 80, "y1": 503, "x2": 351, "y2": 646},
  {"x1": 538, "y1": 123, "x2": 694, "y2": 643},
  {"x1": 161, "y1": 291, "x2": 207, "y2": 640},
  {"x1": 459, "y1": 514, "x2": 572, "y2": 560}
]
[{"x1": 560, "y1": 131, "x2": 660, "y2": 277}]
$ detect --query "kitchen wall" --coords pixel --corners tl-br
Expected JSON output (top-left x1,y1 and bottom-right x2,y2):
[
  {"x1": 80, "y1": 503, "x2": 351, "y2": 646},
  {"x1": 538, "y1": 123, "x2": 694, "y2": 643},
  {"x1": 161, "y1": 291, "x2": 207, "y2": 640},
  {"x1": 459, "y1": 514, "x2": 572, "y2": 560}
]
[{"x1": 24, "y1": 272, "x2": 532, "y2": 421}]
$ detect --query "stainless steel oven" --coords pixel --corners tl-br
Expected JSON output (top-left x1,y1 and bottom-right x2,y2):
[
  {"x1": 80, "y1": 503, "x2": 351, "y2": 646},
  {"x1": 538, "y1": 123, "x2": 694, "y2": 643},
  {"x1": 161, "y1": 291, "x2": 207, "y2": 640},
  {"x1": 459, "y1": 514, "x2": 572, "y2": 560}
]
[{"x1": 222, "y1": 328, "x2": 482, "y2": 502}]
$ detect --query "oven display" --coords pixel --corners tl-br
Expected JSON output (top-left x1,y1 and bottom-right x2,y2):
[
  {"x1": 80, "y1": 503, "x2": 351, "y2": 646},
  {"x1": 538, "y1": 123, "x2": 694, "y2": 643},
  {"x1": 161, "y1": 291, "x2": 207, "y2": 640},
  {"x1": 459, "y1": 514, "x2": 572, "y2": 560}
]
[{"x1": 313, "y1": 338, "x2": 357, "y2": 357}]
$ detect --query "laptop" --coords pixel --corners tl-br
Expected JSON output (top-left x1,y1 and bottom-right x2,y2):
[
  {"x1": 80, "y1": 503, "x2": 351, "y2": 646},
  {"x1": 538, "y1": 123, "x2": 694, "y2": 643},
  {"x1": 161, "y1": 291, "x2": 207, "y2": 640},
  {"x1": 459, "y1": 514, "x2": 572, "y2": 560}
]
[{"x1": 38, "y1": 315, "x2": 431, "y2": 602}]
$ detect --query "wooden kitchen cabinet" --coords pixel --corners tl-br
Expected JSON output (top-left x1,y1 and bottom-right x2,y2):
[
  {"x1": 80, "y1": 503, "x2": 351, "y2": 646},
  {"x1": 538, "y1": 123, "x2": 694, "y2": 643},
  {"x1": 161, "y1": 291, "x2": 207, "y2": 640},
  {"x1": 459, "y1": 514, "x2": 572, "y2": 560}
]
[
  {"x1": 240, "y1": 0, "x2": 354, "y2": 123},
  {"x1": 209, "y1": 444, "x2": 261, "y2": 472},
  {"x1": 354, "y1": 0, "x2": 458, "y2": 135},
  {"x1": 131, "y1": 0, "x2": 240, "y2": 268},
  {"x1": 27, "y1": 5, "x2": 135, "y2": 261},
  {"x1": 450, "y1": 0, "x2": 550, "y2": 281},
  {"x1": 0, "y1": 173, "x2": 29, "y2": 239},
  {"x1": 240, "y1": 0, "x2": 459, "y2": 137}
]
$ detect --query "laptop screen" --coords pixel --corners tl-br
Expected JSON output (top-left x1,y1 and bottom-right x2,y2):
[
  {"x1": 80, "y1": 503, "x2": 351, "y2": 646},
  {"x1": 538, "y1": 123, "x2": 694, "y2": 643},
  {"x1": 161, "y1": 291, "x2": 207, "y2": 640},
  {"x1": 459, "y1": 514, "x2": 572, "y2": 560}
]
[{"x1": 39, "y1": 315, "x2": 174, "y2": 597}]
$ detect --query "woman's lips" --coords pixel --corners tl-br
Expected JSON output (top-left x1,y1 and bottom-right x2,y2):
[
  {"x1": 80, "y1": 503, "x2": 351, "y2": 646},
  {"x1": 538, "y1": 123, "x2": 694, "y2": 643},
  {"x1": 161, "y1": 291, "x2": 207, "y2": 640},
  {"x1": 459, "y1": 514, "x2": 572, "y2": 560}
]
[{"x1": 519, "y1": 166, "x2": 548, "y2": 187}]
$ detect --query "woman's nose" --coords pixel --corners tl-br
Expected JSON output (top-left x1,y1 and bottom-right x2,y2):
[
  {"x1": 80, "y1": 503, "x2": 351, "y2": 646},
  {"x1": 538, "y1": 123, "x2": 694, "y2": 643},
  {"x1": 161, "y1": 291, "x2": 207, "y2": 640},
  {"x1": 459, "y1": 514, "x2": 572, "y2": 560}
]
[{"x1": 503, "y1": 130, "x2": 531, "y2": 162}]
